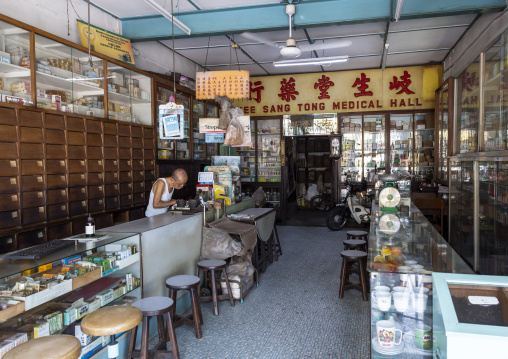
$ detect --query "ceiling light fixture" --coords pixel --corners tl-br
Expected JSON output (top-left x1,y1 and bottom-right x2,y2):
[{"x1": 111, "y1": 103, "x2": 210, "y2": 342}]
[
  {"x1": 142, "y1": 0, "x2": 191, "y2": 35},
  {"x1": 394, "y1": 0, "x2": 404, "y2": 22},
  {"x1": 273, "y1": 55, "x2": 348, "y2": 67},
  {"x1": 381, "y1": 43, "x2": 389, "y2": 70}
]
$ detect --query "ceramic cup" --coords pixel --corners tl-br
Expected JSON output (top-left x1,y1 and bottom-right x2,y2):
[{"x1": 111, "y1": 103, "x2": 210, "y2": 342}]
[
  {"x1": 397, "y1": 266, "x2": 411, "y2": 272},
  {"x1": 176, "y1": 199, "x2": 186, "y2": 208},
  {"x1": 393, "y1": 292, "x2": 410, "y2": 312},
  {"x1": 414, "y1": 293, "x2": 428, "y2": 313},
  {"x1": 411, "y1": 264, "x2": 425, "y2": 271},
  {"x1": 392, "y1": 287, "x2": 407, "y2": 294},
  {"x1": 373, "y1": 291, "x2": 392, "y2": 311},
  {"x1": 374, "y1": 286, "x2": 391, "y2": 293},
  {"x1": 414, "y1": 324, "x2": 432, "y2": 350},
  {"x1": 376, "y1": 320, "x2": 403, "y2": 348},
  {"x1": 405, "y1": 260, "x2": 417, "y2": 266},
  {"x1": 413, "y1": 287, "x2": 430, "y2": 296}
]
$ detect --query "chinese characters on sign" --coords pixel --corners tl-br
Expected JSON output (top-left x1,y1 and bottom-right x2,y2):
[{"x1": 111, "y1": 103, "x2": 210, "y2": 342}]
[
  {"x1": 314, "y1": 75, "x2": 335, "y2": 99},
  {"x1": 196, "y1": 71, "x2": 250, "y2": 100},
  {"x1": 390, "y1": 70, "x2": 415, "y2": 94},
  {"x1": 352, "y1": 73, "x2": 373, "y2": 97},
  {"x1": 278, "y1": 77, "x2": 299, "y2": 102},
  {"x1": 250, "y1": 81, "x2": 264, "y2": 103}
]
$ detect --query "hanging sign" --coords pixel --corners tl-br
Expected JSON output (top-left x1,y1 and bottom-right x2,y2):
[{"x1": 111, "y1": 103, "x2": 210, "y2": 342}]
[
  {"x1": 199, "y1": 118, "x2": 226, "y2": 133},
  {"x1": 205, "y1": 133, "x2": 225, "y2": 143},
  {"x1": 77, "y1": 20, "x2": 135, "y2": 66},
  {"x1": 196, "y1": 71, "x2": 250, "y2": 99},
  {"x1": 158, "y1": 104, "x2": 184, "y2": 139}
]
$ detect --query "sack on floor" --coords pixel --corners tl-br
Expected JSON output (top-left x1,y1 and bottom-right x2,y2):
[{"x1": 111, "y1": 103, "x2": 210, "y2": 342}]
[
  {"x1": 305, "y1": 184, "x2": 319, "y2": 201},
  {"x1": 201, "y1": 226, "x2": 242, "y2": 260}
]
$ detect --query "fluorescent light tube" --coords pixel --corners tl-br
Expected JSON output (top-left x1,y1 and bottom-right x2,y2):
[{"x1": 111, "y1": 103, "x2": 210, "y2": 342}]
[
  {"x1": 143, "y1": 0, "x2": 191, "y2": 35},
  {"x1": 394, "y1": 0, "x2": 404, "y2": 22},
  {"x1": 273, "y1": 56, "x2": 348, "y2": 67},
  {"x1": 381, "y1": 43, "x2": 389, "y2": 70}
]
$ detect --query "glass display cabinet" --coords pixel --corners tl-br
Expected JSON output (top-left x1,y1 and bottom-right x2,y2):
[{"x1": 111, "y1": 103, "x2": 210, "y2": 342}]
[
  {"x1": 364, "y1": 115, "x2": 386, "y2": 181},
  {"x1": 257, "y1": 118, "x2": 282, "y2": 184},
  {"x1": 414, "y1": 113, "x2": 435, "y2": 181},
  {"x1": 156, "y1": 86, "x2": 174, "y2": 160},
  {"x1": 237, "y1": 119, "x2": 256, "y2": 184},
  {"x1": 205, "y1": 103, "x2": 220, "y2": 159},
  {"x1": 175, "y1": 93, "x2": 190, "y2": 160},
  {"x1": 390, "y1": 114, "x2": 413, "y2": 173},
  {"x1": 340, "y1": 115, "x2": 362, "y2": 182},
  {"x1": 192, "y1": 100, "x2": 206, "y2": 161},
  {"x1": 436, "y1": 79, "x2": 453, "y2": 183}
]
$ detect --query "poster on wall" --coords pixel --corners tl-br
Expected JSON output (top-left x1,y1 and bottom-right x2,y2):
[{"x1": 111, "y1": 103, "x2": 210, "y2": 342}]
[
  {"x1": 199, "y1": 118, "x2": 225, "y2": 133},
  {"x1": 77, "y1": 20, "x2": 135, "y2": 66},
  {"x1": 205, "y1": 133, "x2": 225, "y2": 143}
]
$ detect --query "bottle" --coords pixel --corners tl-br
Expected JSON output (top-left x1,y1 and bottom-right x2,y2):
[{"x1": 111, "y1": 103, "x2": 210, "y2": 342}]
[{"x1": 85, "y1": 213, "x2": 95, "y2": 237}]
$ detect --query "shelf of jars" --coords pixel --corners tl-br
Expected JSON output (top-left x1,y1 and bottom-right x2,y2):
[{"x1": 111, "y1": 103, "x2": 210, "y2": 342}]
[
  {"x1": 238, "y1": 146, "x2": 256, "y2": 183},
  {"x1": 257, "y1": 119, "x2": 282, "y2": 183},
  {"x1": 364, "y1": 116, "x2": 386, "y2": 180},
  {"x1": 340, "y1": 115, "x2": 363, "y2": 182},
  {"x1": 193, "y1": 100, "x2": 205, "y2": 161}
]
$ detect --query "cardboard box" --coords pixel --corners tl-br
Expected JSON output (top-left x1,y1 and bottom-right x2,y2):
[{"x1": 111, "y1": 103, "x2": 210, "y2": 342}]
[{"x1": 0, "y1": 341, "x2": 14, "y2": 358}]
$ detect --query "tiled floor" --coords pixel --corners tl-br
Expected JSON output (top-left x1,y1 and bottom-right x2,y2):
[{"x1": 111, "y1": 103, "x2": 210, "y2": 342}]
[{"x1": 164, "y1": 226, "x2": 371, "y2": 359}]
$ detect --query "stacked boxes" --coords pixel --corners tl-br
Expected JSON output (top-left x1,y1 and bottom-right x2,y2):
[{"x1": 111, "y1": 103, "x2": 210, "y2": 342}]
[
  {"x1": 10, "y1": 82, "x2": 30, "y2": 95},
  {"x1": 0, "y1": 51, "x2": 11, "y2": 64},
  {"x1": 6, "y1": 45, "x2": 29, "y2": 66},
  {"x1": 35, "y1": 59, "x2": 51, "y2": 74}
]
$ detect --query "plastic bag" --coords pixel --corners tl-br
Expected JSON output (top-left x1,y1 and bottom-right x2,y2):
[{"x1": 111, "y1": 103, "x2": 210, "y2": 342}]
[
  {"x1": 229, "y1": 107, "x2": 244, "y2": 119},
  {"x1": 200, "y1": 226, "x2": 242, "y2": 260},
  {"x1": 306, "y1": 183, "x2": 319, "y2": 201},
  {"x1": 224, "y1": 117, "x2": 244, "y2": 145},
  {"x1": 214, "y1": 95, "x2": 232, "y2": 130}
]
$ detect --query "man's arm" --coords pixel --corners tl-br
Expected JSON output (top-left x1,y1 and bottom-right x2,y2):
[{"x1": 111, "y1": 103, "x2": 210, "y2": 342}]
[{"x1": 152, "y1": 180, "x2": 177, "y2": 208}]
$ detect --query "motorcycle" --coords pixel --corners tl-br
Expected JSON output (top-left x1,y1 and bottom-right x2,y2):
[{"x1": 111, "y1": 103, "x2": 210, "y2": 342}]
[{"x1": 326, "y1": 179, "x2": 374, "y2": 231}]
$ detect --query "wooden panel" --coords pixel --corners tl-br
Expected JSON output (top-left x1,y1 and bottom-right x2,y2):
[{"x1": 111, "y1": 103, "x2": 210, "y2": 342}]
[
  {"x1": 0, "y1": 193, "x2": 19, "y2": 212},
  {"x1": 0, "y1": 107, "x2": 17, "y2": 126},
  {"x1": 0, "y1": 142, "x2": 17, "y2": 159},
  {"x1": 69, "y1": 200, "x2": 87, "y2": 217},
  {"x1": 120, "y1": 194, "x2": 132, "y2": 207},
  {"x1": 105, "y1": 184, "x2": 119, "y2": 196},
  {"x1": 21, "y1": 160, "x2": 44, "y2": 175},
  {"x1": 132, "y1": 159, "x2": 144, "y2": 170},
  {"x1": 67, "y1": 117, "x2": 85, "y2": 132},
  {"x1": 69, "y1": 187, "x2": 87, "y2": 201},
  {"x1": 105, "y1": 196, "x2": 119, "y2": 210},
  {"x1": 120, "y1": 182, "x2": 132, "y2": 194},
  {"x1": 119, "y1": 160, "x2": 131, "y2": 171},
  {"x1": 89, "y1": 198, "x2": 105, "y2": 212},
  {"x1": 87, "y1": 133, "x2": 102, "y2": 147},
  {"x1": 145, "y1": 170, "x2": 155, "y2": 180},
  {"x1": 67, "y1": 145, "x2": 86, "y2": 159},
  {"x1": 47, "y1": 223, "x2": 72, "y2": 241},
  {"x1": 131, "y1": 126, "x2": 143, "y2": 138},
  {"x1": 88, "y1": 159, "x2": 103, "y2": 172},
  {"x1": 0, "y1": 210, "x2": 20, "y2": 230},
  {"x1": 145, "y1": 160, "x2": 155, "y2": 170},
  {"x1": 22, "y1": 191, "x2": 45, "y2": 208},
  {"x1": 0, "y1": 177, "x2": 19, "y2": 194},
  {"x1": 0, "y1": 160, "x2": 19, "y2": 176},
  {"x1": 118, "y1": 124, "x2": 130, "y2": 136},
  {"x1": 133, "y1": 192, "x2": 145, "y2": 204},
  {"x1": 143, "y1": 139, "x2": 154, "y2": 149},
  {"x1": 104, "y1": 159, "x2": 118, "y2": 171},
  {"x1": 46, "y1": 144, "x2": 66, "y2": 159},
  {"x1": 0, "y1": 234, "x2": 17, "y2": 254},
  {"x1": 119, "y1": 171, "x2": 132, "y2": 183},
  {"x1": 129, "y1": 207, "x2": 145, "y2": 221},
  {"x1": 103, "y1": 134, "x2": 117, "y2": 147},
  {"x1": 104, "y1": 171, "x2": 118, "y2": 184},
  {"x1": 95, "y1": 214, "x2": 113, "y2": 230},
  {"x1": 119, "y1": 148, "x2": 131, "y2": 159},
  {"x1": 68, "y1": 160, "x2": 86, "y2": 173},
  {"x1": 22, "y1": 206, "x2": 46, "y2": 225},
  {"x1": 104, "y1": 147, "x2": 118, "y2": 159},
  {"x1": 118, "y1": 136, "x2": 131, "y2": 148},
  {"x1": 47, "y1": 203, "x2": 68, "y2": 221},
  {"x1": 46, "y1": 160, "x2": 67, "y2": 174},
  {"x1": 20, "y1": 143, "x2": 43, "y2": 159},
  {"x1": 87, "y1": 146, "x2": 103, "y2": 159},
  {"x1": 17, "y1": 229, "x2": 45, "y2": 249},
  {"x1": 132, "y1": 149, "x2": 143, "y2": 160},
  {"x1": 45, "y1": 129, "x2": 65, "y2": 144},
  {"x1": 72, "y1": 217, "x2": 87, "y2": 235},
  {"x1": 44, "y1": 114, "x2": 65, "y2": 129},
  {"x1": 20, "y1": 127, "x2": 43, "y2": 143},
  {"x1": 21, "y1": 175, "x2": 44, "y2": 191},
  {"x1": 47, "y1": 174, "x2": 67, "y2": 189},
  {"x1": 143, "y1": 127, "x2": 154, "y2": 138},
  {"x1": 68, "y1": 173, "x2": 86, "y2": 187},
  {"x1": 0, "y1": 125, "x2": 18, "y2": 142},
  {"x1": 88, "y1": 172, "x2": 104, "y2": 186},
  {"x1": 133, "y1": 170, "x2": 144, "y2": 182},
  {"x1": 103, "y1": 122, "x2": 117, "y2": 135},
  {"x1": 88, "y1": 185, "x2": 104, "y2": 199},
  {"x1": 67, "y1": 131, "x2": 85, "y2": 145},
  {"x1": 144, "y1": 149, "x2": 155, "y2": 159},
  {"x1": 47, "y1": 189, "x2": 68, "y2": 205},
  {"x1": 87, "y1": 119, "x2": 102, "y2": 133},
  {"x1": 19, "y1": 110, "x2": 42, "y2": 127},
  {"x1": 133, "y1": 181, "x2": 145, "y2": 193}
]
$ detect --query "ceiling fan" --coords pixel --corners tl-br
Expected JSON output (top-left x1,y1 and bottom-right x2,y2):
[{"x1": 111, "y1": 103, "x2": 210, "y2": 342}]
[{"x1": 240, "y1": 3, "x2": 352, "y2": 64}]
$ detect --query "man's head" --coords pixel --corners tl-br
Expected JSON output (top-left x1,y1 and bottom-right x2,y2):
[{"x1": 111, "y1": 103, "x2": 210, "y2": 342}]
[{"x1": 171, "y1": 168, "x2": 188, "y2": 189}]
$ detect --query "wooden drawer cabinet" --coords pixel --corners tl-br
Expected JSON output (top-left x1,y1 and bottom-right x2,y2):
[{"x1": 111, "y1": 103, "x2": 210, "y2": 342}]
[
  {"x1": 87, "y1": 133, "x2": 102, "y2": 147},
  {"x1": 0, "y1": 234, "x2": 16, "y2": 254},
  {"x1": 46, "y1": 144, "x2": 66, "y2": 159},
  {"x1": 145, "y1": 180, "x2": 154, "y2": 192},
  {"x1": 118, "y1": 136, "x2": 131, "y2": 148},
  {"x1": 87, "y1": 119, "x2": 102, "y2": 133},
  {"x1": 69, "y1": 160, "x2": 86, "y2": 173},
  {"x1": 119, "y1": 171, "x2": 132, "y2": 183},
  {"x1": 0, "y1": 160, "x2": 19, "y2": 176},
  {"x1": 88, "y1": 185, "x2": 104, "y2": 199},
  {"x1": 133, "y1": 181, "x2": 144, "y2": 193},
  {"x1": 46, "y1": 160, "x2": 67, "y2": 174},
  {"x1": 22, "y1": 206, "x2": 46, "y2": 225},
  {"x1": 21, "y1": 160, "x2": 44, "y2": 175},
  {"x1": 144, "y1": 149, "x2": 154, "y2": 159},
  {"x1": 88, "y1": 159, "x2": 103, "y2": 172},
  {"x1": 22, "y1": 191, "x2": 45, "y2": 208},
  {"x1": 87, "y1": 146, "x2": 103, "y2": 159},
  {"x1": 18, "y1": 229, "x2": 45, "y2": 249},
  {"x1": 120, "y1": 194, "x2": 132, "y2": 207},
  {"x1": 22, "y1": 175, "x2": 44, "y2": 191},
  {"x1": 0, "y1": 142, "x2": 17, "y2": 159},
  {"x1": 103, "y1": 122, "x2": 117, "y2": 135},
  {"x1": 0, "y1": 108, "x2": 16, "y2": 126},
  {"x1": 143, "y1": 127, "x2": 154, "y2": 138},
  {"x1": 145, "y1": 160, "x2": 155, "y2": 170},
  {"x1": 144, "y1": 139, "x2": 154, "y2": 149},
  {"x1": 104, "y1": 147, "x2": 118, "y2": 159},
  {"x1": 68, "y1": 131, "x2": 85, "y2": 146},
  {"x1": 0, "y1": 125, "x2": 18, "y2": 142},
  {"x1": 47, "y1": 174, "x2": 67, "y2": 189},
  {"x1": 131, "y1": 126, "x2": 143, "y2": 138},
  {"x1": 105, "y1": 196, "x2": 119, "y2": 210},
  {"x1": 120, "y1": 182, "x2": 132, "y2": 194},
  {"x1": 89, "y1": 198, "x2": 105, "y2": 212},
  {"x1": 69, "y1": 200, "x2": 87, "y2": 217},
  {"x1": 132, "y1": 137, "x2": 143, "y2": 148},
  {"x1": 44, "y1": 114, "x2": 65, "y2": 129},
  {"x1": 20, "y1": 127, "x2": 43, "y2": 143},
  {"x1": 47, "y1": 189, "x2": 68, "y2": 204},
  {"x1": 0, "y1": 193, "x2": 19, "y2": 211},
  {"x1": 133, "y1": 192, "x2": 145, "y2": 204},
  {"x1": 47, "y1": 223, "x2": 72, "y2": 241},
  {"x1": 104, "y1": 159, "x2": 118, "y2": 171},
  {"x1": 67, "y1": 117, "x2": 85, "y2": 132},
  {"x1": 0, "y1": 210, "x2": 20, "y2": 229},
  {"x1": 133, "y1": 170, "x2": 145, "y2": 182},
  {"x1": 95, "y1": 214, "x2": 113, "y2": 230},
  {"x1": 105, "y1": 184, "x2": 119, "y2": 196},
  {"x1": 132, "y1": 149, "x2": 143, "y2": 159},
  {"x1": 67, "y1": 145, "x2": 86, "y2": 159},
  {"x1": 104, "y1": 171, "x2": 118, "y2": 184},
  {"x1": 47, "y1": 203, "x2": 68, "y2": 220},
  {"x1": 68, "y1": 173, "x2": 86, "y2": 187},
  {"x1": 88, "y1": 172, "x2": 104, "y2": 186},
  {"x1": 19, "y1": 110, "x2": 42, "y2": 127},
  {"x1": 103, "y1": 134, "x2": 117, "y2": 147},
  {"x1": 118, "y1": 124, "x2": 130, "y2": 136},
  {"x1": 133, "y1": 159, "x2": 144, "y2": 170},
  {"x1": 145, "y1": 170, "x2": 155, "y2": 180},
  {"x1": 119, "y1": 160, "x2": 131, "y2": 171},
  {"x1": 45, "y1": 129, "x2": 65, "y2": 144},
  {"x1": 119, "y1": 148, "x2": 131, "y2": 159},
  {"x1": 69, "y1": 187, "x2": 87, "y2": 201},
  {"x1": 0, "y1": 177, "x2": 19, "y2": 194},
  {"x1": 20, "y1": 143, "x2": 43, "y2": 159}
]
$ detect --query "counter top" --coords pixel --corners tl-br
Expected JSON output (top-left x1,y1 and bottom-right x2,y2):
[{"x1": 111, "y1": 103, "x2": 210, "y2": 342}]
[{"x1": 101, "y1": 211, "x2": 201, "y2": 234}]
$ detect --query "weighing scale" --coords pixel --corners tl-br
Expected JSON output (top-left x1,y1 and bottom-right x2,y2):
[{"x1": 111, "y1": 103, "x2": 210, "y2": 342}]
[{"x1": 378, "y1": 174, "x2": 401, "y2": 212}]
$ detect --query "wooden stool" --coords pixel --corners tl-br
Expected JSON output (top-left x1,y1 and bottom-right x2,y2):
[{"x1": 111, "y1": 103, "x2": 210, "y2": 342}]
[
  {"x1": 272, "y1": 225, "x2": 283, "y2": 260},
  {"x1": 166, "y1": 275, "x2": 203, "y2": 339},
  {"x1": 127, "y1": 297, "x2": 179, "y2": 359},
  {"x1": 339, "y1": 250, "x2": 368, "y2": 301},
  {"x1": 346, "y1": 230, "x2": 369, "y2": 240},
  {"x1": 197, "y1": 259, "x2": 235, "y2": 316},
  {"x1": 4, "y1": 335, "x2": 81, "y2": 359},
  {"x1": 344, "y1": 239, "x2": 367, "y2": 252},
  {"x1": 81, "y1": 305, "x2": 142, "y2": 359}
]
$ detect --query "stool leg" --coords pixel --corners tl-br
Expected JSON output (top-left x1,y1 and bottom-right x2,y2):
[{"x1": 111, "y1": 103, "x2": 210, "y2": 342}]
[
  {"x1": 189, "y1": 287, "x2": 203, "y2": 339},
  {"x1": 222, "y1": 268, "x2": 235, "y2": 306},
  {"x1": 156, "y1": 315, "x2": 166, "y2": 349},
  {"x1": 169, "y1": 288, "x2": 177, "y2": 319},
  {"x1": 358, "y1": 260, "x2": 369, "y2": 301},
  {"x1": 127, "y1": 326, "x2": 137, "y2": 359},
  {"x1": 339, "y1": 259, "x2": 347, "y2": 299},
  {"x1": 210, "y1": 269, "x2": 219, "y2": 316},
  {"x1": 165, "y1": 312, "x2": 180, "y2": 359},
  {"x1": 274, "y1": 225, "x2": 282, "y2": 257},
  {"x1": 140, "y1": 315, "x2": 149, "y2": 359},
  {"x1": 196, "y1": 286, "x2": 204, "y2": 324}
]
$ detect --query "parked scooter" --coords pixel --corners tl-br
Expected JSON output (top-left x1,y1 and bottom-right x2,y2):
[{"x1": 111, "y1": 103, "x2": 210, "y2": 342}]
[{"x1": 326, "y1": 179, "x2": 374, "y2": 231}]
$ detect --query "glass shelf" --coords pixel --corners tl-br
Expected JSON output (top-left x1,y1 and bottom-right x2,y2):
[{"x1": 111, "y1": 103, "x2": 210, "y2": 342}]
[
  {"x1": 340, "y1": 115, "x2": 362, "y2": 182},
  {"x1": 390, "y1": 114, "x2": 413, "y2": 172},
  {"x1": 364, "y1": 115, "x2": 386, "y2": 181},
  {"x1": 257, "y1": 119, "x2": 281, "y2": 187},
  {"x1": 192, "y1": 100, "x2": 206, "y2": 161}
]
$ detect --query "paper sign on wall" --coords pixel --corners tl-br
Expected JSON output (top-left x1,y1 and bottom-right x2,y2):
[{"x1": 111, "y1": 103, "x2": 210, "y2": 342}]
[
  {"x1": 205, "y1": 133, "x2": 225, "y2": 143},
  {"x1": 199, "y1": 118, "x2": 225, "y2": 133},
  {"x1": 196, "y1": 71, "x2": 250, "y2": 99}
]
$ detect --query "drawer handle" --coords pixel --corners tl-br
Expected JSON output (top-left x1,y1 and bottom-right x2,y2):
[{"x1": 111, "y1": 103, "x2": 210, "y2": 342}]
[
  {"x1": 11, "y1": 211, "x2": 18, "y2": 218},
  {"x1": 81, "y1": 174, "x2": 85, "y2": 179},
  {"x1": 60, "y1": 176, "x2": 65, "y2": 181},
  {"x1": 60, "y1": 161, "x2": 65, "y2": 166},
  {"x1": 9, "y1": 161, "x2": 16, "y2": 167},
  {"x1": 11, "y1": 195, "x2": 17, "y2": 201},
  {"x1": 98, "y1": 174, "x2": 102, "y2": 179},
  {"x1": 37, "y1": 232, "x2": 43, "y2": 238},
  {"x1": 114, "y1": 185, "x2": 118, "y2": 189},
  {"x1": 128, "y1": 195, "x2": 131, "y2": 199},
  {"x1": 10, "y1": 178, "x2": 16, "y2": 185},
  {"x1": 38, "y1": 207, "x2": 44, "y2": 213},
  {"x1": 61, "y1": 190, "x2": 66, "y2": 196},
  {"x1": 81, "y1": 188, "x2": 86, "y2": 193},
  {"x1": 139, "y1": 161, "x2": 143, "y2": 165},
  {"x1": 37, "y1": 161, "x2": 43, "y2": 166},
  {"x1": 38, "y1": 192, "x2": 43, "y2": 198},
  {"x1": 99, "y1": 200, "x2": 103, "y2": 204},
  {"x1": 113, "y1": 161, "x2": 117, "y2": 165},
  {"x1": 37, "y1": 176, "x2": 43, "y2": 182},
  {"x1": 80, "y1": 161, "x2": 85, "y2": 166},
  {"x1": 61, "y1": 205, "x2": 66, "y2": 210},
  {"x1": 82, "y1": 201, "x2": 86, "y2": 206},
  {"x1": 128, "y1": 184, "x2": 132, "y2": 188},
  {"x1": 98, "y1": 161, "x2": 102, "y2": 166}
]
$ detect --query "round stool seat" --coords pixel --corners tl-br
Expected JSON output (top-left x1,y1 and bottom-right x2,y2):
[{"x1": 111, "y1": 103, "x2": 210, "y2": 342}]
[
  {"x1": 344, "y1": 239, "x2": 367, "y2": 249},
  {"x1": 81, "y1": 305, "x2": 142, "y2": 337},
  {"x1": 197, "y1": 259, "x2": 226, "y2": 270},
  {"x1": 166, "y1": 275, "x2": 200, "y2": 289},
  {"x1": 341, "y1": 250, "x2": 367, "y2": 260},
  {"x1": 346, "y1": 230, "x2": 368, "y2": 237},
  {"x1": 4, "y1": 335, "x2": 81, "y2": 359},
  {"x1": 133, "y1": 296, "x2": 174, "y2": 316}
]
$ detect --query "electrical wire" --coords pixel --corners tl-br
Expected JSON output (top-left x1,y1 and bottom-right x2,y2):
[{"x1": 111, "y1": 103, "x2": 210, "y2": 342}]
[
  {"x1": 204, "y1": 36, "x2": 210, "y2": 68},
  {"x1": 67, "y1": 0, "x2": 70, "y2": 36},
  {"x1": 171, "y1": 0, "x2": 176, "y2": 95},
  {"x1": 232, "y1": 35, "x2": 241, "y2": 71},
  {"x1": 69, "y1": 0, "x2": 84, "y2": 21}
]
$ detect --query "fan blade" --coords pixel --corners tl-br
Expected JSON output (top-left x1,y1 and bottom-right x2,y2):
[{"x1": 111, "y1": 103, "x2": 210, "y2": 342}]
[
  {"x1": 239, "y1": 32, "x2": 282, "y2": 48},
  {"x1": 300, "y1": 39, "x2": 352, "y2": 52}
]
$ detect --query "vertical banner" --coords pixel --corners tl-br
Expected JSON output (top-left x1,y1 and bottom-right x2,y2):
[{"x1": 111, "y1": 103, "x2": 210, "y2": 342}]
[{"x1": 196, "y1": 71, "x2": 250, "y2": 99}]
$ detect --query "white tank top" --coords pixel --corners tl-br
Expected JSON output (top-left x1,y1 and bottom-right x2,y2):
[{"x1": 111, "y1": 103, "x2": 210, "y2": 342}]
[{"x1": 145, "y1": 178, "x2": 174, "y2": 217}]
